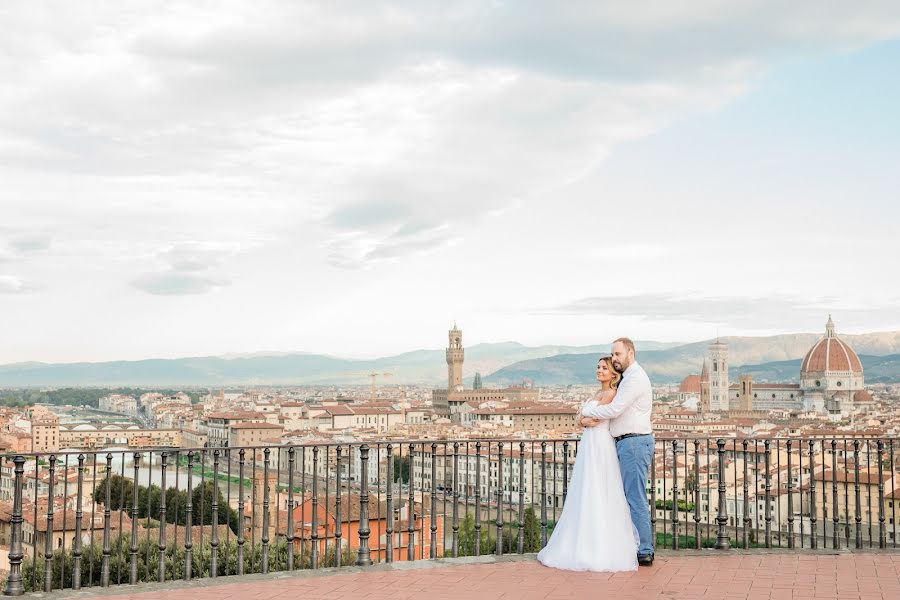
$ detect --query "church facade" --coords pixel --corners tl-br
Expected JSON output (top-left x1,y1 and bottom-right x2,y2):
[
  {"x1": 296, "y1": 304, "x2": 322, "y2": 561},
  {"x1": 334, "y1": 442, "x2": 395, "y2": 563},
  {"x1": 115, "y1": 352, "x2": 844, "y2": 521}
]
[{"x1": 694, "y1": 316, "x2": 869, "y2": 416}]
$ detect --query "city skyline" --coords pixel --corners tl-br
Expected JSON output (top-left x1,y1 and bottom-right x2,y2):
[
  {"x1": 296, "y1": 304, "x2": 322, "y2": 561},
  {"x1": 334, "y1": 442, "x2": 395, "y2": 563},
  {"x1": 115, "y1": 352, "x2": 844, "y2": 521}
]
[{"x1": 2, "y1": 2, "x2": 900, "y2": 363}]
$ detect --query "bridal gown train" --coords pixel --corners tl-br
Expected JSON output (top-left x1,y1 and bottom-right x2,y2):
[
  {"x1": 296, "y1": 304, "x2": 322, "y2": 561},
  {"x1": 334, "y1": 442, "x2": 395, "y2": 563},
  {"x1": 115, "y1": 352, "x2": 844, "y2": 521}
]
[{"x1": 536, "y1": 400, "x2": 638, "y2": 572}]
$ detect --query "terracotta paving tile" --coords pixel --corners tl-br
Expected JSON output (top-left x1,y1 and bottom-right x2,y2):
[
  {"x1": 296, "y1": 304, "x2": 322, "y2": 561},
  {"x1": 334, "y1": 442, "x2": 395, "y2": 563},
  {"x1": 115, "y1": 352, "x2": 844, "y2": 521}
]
[{"x1": 41, "y1": 552, "x2": 900, "y2": 600}]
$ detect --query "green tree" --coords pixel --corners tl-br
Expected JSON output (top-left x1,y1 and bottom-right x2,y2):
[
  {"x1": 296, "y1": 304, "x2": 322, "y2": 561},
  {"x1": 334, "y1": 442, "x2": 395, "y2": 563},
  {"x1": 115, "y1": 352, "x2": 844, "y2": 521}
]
[
  {"x1": 93, "y1": 475, "x2": 239, "y2": 535},
  {"x1": 392, "y1": 455, "x2": 410, "y2": 485},
  {"x1": 521, "y1": 507, "x2": 542, "y2": 552},
  {"x1": 456, "y1": 513, "x2": 496, "y2": 556}
]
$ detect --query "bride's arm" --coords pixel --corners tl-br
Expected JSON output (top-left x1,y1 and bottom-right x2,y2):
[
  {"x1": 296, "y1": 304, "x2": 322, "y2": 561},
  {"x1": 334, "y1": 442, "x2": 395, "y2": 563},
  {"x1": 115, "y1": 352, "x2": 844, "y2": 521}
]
[
  {"x1": 581, "y1": 378, "x2": 633, "y2": 419},
  {"x1": 579, "y1": 390, "x2": 604, "y2": 427}
]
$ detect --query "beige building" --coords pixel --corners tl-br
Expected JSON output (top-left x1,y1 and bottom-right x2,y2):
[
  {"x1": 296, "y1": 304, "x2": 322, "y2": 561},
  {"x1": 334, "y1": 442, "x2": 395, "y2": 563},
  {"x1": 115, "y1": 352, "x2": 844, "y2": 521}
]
[
  {"x1": 205, "y1": 411, "x2": 267, "y2": 447},
  {"x1": 471, "y1": 403, "x2": 577, "y2": 431},
  {"x1": 31, "y1": 415, "x2": 60, "y2": 453},
  {"x1": 327, "y1": 406, "x2": 405, "y2": 432},
  {"x1": 228, "y1": 422, "x2": 284, "y2": 448},
  {"x1": 181, "y1": 428, "x2": 208, "y2": 448}
]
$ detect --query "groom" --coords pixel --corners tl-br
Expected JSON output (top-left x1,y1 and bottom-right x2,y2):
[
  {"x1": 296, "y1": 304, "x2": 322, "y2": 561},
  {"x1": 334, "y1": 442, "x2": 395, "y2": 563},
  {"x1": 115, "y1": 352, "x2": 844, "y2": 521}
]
[{"x1": 580, "y1": 337, "x2": 655, "y2": 566}]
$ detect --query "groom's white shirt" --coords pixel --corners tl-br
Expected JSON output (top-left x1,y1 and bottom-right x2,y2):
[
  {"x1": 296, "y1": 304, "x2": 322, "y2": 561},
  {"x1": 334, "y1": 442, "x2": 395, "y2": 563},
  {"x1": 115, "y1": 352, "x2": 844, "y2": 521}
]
[{"x1": 580, "y1": 361, "x2": 652, "y2": 438}]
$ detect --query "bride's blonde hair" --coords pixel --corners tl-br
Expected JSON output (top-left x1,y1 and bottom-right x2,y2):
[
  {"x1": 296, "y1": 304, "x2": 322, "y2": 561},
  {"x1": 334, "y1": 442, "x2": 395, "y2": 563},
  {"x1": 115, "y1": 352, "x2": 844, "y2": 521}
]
[{"x1": 598, "y1": 355, "x2": 622, "y2": 389}]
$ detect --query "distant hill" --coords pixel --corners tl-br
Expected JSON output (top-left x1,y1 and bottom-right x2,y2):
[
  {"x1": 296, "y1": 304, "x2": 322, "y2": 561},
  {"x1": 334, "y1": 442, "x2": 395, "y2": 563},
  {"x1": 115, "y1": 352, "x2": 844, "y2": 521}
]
[
  {"x1": 484, "y1": 332, "x2": 900, "y2": 386},
  {"x1": 0, "y1": 340, "x2": 678, "y2": 387},
  {"x1": 733, "y1": 354, "x2": 900, "y2": 385},
  {"x1": 1, "y1": 332, "x2": 897, "y2": 387},
  {"x1": 485, "y1": 352, "x2": 900, "y2": 386}
]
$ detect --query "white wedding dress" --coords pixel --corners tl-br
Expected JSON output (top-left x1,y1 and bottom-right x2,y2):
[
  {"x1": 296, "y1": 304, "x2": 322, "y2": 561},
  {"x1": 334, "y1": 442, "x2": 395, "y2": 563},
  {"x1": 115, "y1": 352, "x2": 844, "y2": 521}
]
[{"x1": 537, "y1": 399, "x2": 638, "y2": 572}]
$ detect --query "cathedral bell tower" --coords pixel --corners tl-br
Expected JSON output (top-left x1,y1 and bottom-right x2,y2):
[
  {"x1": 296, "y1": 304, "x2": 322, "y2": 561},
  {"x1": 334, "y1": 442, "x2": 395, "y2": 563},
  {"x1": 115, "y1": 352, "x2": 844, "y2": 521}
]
[
  {"x1": 708, "y1": 338, "x2": 729, "y2": 411},
  {"x1": 447, "y1": 323, "x2": 464, "y2": 391}
]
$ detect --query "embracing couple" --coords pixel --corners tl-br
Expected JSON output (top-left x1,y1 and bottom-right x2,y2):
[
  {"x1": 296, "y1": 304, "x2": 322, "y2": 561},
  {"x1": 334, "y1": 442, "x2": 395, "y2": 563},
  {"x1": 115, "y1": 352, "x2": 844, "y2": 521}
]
[{"x1": 537, "y1": 338, "x2": 654, "y2": 572}]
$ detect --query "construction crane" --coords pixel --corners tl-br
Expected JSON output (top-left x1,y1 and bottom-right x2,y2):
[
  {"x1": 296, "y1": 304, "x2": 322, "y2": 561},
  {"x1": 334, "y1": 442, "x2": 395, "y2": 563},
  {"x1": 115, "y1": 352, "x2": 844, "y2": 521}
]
[{"x1": 368, "y1": 372, "x2": 392, "y2": 399}]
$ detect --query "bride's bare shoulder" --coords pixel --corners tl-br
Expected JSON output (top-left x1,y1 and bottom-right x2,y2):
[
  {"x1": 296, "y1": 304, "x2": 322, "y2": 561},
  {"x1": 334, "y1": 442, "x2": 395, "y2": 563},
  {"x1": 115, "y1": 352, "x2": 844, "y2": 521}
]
[{"x1": 599, "y1": 389, "x2": 617, "y2": 405}]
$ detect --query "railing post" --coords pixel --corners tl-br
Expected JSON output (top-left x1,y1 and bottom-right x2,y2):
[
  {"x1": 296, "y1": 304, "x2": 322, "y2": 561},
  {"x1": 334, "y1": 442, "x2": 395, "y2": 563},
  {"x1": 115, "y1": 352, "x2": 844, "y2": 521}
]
[
  {"x1": 787, "y1": 439, "x2": 794, "y2": 549},
  {"x1": 854, "y1": 440, "x2": 862, "y2": 549},
  {"x1": 2, "y1": 456, "x2": 26, "y2": 596},
  {"x1": 72, "y1": 454, "x2": 85, "y2": 590},
  {"x1": 183, "y1": 451, "x2": 193, "y2": 581},
  {"x1": 311, "y1": 446, "x2": 319, "y2": 569},
  {"x1": 210, "y1": 449, "x2": 220, "y2": 577},
  {"x1": 540, "y1": 441, "x2": 548, "y2": 548},
  {"x1": 650, "y1": 447, "x2": 657, "y2": 549},
  {"x1": 517, "y1": 441, "x2": 525, "y2": 555},
  {"x1": 878, "y1": 440, "x2": 886, "y2": 549},
  {"x1": 287, "y1": 447, "x2": 295, "y2": 570},
  {"x1": 740, "y1": 440, "x2": 750, "y2": 549},
  {"x1": 764, "y1": 440, "x2": 772, "y2": 548},
  {"x1": 453, "y1": 442, "x2": 461, "y2": 558},
  {"x1": 356, "y1": 444, "x2": 373, "y2": 566},
  {"x1": 101, "y1": 453, "x2": 113, "y2": 586},
  {"x1": 693, "y1": 440, "x2": 701, "y2": 549},
  {"x1": 43, "y1": 455, "x2": 56, "y2": 592},
  {"x1": 237, "y1": 449, "x2": 246, "y2": 576},
  {"x1": 385, "y1": 443, "x2": 394, "y2": 563},
  {"x1": 562, "y1": 440, "x2": 569, "y2": 505},
  {"x1": 130, "y1": 452, "x2": 141, "y2": 585},
  {"x1": 335, "y1": 446, "x2": 343, "y2": 567},
  {"x1": 495, "y1": 442, "x2": 504, "y2": 556},
  {"x1": 430, "y1": 443, "x2": 437, "y2": 558},
  {"x1": 671, "y1": 440, "x2": 679, "y2": 550},
  {"x1": 714, "y1": 439, "x2": 730, "y2": 550},
  {"x1": 158, "y1": 452, "x2": 168, "y2": 582},
  {"x1": 474, "y1": 441, "x2": 482, "y2": 555},
  {"x1": 809, "y1": 440, "x2": 817, "y2": 549},
  {"x1": 261, "y1": 448, "x2": 270, "y2": 573},
  {"x1": 407, "y1": 443, "x2": 415, "y2": 562},
  {"x1": 831, "y1": 439, "x2": 839, "y2": 549}
]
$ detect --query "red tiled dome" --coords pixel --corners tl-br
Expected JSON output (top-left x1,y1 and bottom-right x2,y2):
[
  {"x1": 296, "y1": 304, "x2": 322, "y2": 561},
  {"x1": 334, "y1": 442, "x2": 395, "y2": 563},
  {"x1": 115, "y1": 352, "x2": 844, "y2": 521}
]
[
  {"x1": 854, "y1": 390, "x2": 873, "y2": 403},
  {"x1": 679, "y1": 375, "x2": 701, "y2": 394},
  {"x1": 800, "y1": 316, "x2": 863, "y2": 374}
]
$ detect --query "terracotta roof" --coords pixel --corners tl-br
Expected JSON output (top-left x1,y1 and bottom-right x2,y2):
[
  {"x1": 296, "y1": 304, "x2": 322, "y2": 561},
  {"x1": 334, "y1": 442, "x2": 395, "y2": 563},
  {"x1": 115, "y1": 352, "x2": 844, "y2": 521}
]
[
  {"x1": 679, "y1": 375, "x2": 701, "y2": 394},
  {"x1": 230, "y1": 422, "x2": 284, "y2": 430},
  {"x1": 319, "y1": 405, "x2": 354, "y2": 416},
  {"x1": 349, "y1": 407, "x2": 401, "y2": 415},
  {"x1": 205, "y1": 411, "x2": 266, "y2": 420}
]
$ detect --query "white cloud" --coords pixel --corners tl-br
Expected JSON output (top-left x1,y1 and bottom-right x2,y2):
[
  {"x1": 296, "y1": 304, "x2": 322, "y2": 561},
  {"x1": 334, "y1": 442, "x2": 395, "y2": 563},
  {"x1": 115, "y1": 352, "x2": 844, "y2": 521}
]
[
  {"x1": 1, "y1": 1, "x2": 900, "y2": 360},
  {"x1": 0, "y1": 275, "x2": 35, "y2": 294},
  {"x1": 9, "y1": 233, "x2": 51, "y2": 252},
  {"x1": 537, "y1": 294, "x2": 900, "y2": 331},
  {"x1": 3, "y1": 1, "x2": 898, "y2": 265},
  {"x1": 158, "y1": 241, "x2": 241, "y2": 272},
  {"x1": 132, "y1": 272, "x2": 229, "y2": 296}
]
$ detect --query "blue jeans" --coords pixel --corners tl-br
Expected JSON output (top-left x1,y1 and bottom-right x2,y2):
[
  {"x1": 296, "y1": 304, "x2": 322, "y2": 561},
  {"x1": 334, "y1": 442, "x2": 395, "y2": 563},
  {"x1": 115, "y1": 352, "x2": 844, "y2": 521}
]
[{"x1": 616, "y1": 434, "x2": 655, "y2": 557}]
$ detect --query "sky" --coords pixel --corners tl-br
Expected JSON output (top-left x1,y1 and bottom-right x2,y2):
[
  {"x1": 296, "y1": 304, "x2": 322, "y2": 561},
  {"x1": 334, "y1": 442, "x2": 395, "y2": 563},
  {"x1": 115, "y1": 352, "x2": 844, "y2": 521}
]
[{"x1": 2, "y1": 1, "x2": 900, "y2": 364}]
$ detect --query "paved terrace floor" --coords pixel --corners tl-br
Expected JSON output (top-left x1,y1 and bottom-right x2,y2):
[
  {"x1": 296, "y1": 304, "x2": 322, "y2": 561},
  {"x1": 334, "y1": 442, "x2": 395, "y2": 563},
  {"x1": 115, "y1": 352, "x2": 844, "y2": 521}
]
[{"x1": 36, "y1": 550, "x2": 900, "y2": 600}]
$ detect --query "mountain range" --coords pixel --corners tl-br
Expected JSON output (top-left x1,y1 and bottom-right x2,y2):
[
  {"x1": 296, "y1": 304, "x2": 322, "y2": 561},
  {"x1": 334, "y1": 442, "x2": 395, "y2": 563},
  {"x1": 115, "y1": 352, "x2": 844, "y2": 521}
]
[
  {"x1": 486, "y1": 331, "x2": 900, "y2": 385},
  {"x1": 1, "y1": 331, "x2": 898, "y2": 387}
]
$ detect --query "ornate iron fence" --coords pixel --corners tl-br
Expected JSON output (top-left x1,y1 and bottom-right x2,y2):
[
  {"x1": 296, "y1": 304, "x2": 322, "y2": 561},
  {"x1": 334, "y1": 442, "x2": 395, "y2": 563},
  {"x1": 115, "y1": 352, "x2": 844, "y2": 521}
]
[{"x1": 1, "y1": 435, "x2": 896, "y2": 595}]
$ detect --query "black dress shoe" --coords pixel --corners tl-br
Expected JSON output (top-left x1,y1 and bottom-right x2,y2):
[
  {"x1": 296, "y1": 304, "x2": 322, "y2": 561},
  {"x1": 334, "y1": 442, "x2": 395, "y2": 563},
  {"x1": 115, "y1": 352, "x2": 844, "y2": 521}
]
[{"x1": 637, "y1": 554, "x2": 654, "y2": 567}]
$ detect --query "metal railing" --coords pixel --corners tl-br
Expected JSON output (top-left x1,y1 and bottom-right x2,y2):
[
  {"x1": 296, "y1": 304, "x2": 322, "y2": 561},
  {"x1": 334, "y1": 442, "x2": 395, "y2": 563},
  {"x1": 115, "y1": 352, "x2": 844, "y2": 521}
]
[{"x1": 1, "y1": 435, "x2": 897, "y2": 594}]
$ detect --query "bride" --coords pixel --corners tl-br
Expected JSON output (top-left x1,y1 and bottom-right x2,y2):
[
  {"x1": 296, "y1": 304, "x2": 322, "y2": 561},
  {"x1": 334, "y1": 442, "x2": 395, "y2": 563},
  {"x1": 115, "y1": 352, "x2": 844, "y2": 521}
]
[{"x1": 536, "y1": 355, "x2": 638, "y2": 572}]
